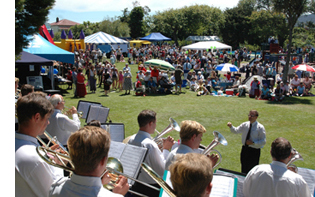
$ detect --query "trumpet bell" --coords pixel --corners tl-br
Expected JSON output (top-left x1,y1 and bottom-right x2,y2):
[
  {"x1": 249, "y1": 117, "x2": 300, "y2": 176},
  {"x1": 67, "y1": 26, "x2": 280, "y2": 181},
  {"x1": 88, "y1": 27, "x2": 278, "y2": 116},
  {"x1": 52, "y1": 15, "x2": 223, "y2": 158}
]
[
  {"x1": 104, "y1": 157, "x2": 124, "y2": 190},
  {"x1": 170, "y1": 118, "x2": 180, "y2": 132},
  {"x1": 201, "y1": 131, "x2": 228, "y2": 168},
  {"x1": 287, "y1": 148, "x2": 304, "y2": 173},
  {"x1": 153, "y1": 118, "x2": 180, "y2": 142},
  {"x1": 214, "y1": 131, "x2": 228, "y2": 146}
]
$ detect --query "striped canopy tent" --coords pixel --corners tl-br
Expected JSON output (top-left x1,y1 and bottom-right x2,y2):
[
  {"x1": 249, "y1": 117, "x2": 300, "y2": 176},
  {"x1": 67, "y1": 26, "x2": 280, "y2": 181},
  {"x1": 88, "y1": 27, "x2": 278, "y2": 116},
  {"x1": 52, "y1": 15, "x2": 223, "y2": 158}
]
[{"x1": 85, "y1": 31, "x2": 129, "y2": 53}]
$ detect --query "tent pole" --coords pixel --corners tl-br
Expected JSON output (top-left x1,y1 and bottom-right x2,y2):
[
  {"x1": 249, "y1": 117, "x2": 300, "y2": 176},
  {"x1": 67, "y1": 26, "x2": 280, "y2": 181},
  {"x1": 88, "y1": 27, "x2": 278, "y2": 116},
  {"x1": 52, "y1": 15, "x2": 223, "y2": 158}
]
[{"x1": 50, "y1": 66, "x2": 54, "y2": 90}]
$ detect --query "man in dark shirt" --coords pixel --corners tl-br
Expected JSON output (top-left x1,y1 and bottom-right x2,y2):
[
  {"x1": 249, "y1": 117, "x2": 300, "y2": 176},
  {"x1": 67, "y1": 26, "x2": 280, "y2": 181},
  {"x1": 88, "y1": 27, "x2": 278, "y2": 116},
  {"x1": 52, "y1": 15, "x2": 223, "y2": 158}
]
[{"x1": 174, "y1": 66, "x2": 183, "y2": 94}]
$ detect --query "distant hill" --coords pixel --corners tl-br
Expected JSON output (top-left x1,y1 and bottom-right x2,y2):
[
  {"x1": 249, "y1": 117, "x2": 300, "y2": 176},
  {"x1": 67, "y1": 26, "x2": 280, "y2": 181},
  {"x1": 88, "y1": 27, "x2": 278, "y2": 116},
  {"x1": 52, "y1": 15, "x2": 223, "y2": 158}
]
[{"x1": 297, "y1": 14, "x2": 315, "y2": 24}]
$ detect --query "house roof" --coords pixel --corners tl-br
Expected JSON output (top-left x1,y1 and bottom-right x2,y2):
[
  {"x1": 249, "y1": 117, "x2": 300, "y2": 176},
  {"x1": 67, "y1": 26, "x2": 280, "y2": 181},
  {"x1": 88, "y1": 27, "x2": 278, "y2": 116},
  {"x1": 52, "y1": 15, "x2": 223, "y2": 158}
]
[{"x1": 50, "y1": 19, "x2": 80, "y2": 26}]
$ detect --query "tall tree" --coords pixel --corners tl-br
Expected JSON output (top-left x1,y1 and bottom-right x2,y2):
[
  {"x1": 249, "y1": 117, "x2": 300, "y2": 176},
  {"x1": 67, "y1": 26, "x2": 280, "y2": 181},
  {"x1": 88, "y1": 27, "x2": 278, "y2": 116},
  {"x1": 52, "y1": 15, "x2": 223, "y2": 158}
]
[
  {"x1": 152, "y1": 5, "x2": 224, "y2": 44},
  {"x1": 248, "y1": 10, "x2": 288, "y2": 46},
  {"x1": 15, "y1": 0, "x2": 55, "y2": 56},
  {"x1": 129, "y1": 6, "x2": 145, "y2": 38},
  {"x1": 99, "y1": 17, "x2": 130, "y2": 37},
  {"x1": 272, "y1": 0, "x2": 309, "y2": 82}
]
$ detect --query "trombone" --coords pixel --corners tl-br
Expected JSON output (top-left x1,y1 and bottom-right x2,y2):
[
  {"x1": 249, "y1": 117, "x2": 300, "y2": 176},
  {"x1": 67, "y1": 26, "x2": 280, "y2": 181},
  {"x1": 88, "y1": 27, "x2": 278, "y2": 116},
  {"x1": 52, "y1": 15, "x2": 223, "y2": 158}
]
[
  {"x1": 200, "y1": 131, "x2": 228, "y2": 168},
  {"x1": 36, "y1": 131, "x2": 74, "y2": 171},
  {"x1": 36, "y1": 146, "x2": 159, "y2": 197}
]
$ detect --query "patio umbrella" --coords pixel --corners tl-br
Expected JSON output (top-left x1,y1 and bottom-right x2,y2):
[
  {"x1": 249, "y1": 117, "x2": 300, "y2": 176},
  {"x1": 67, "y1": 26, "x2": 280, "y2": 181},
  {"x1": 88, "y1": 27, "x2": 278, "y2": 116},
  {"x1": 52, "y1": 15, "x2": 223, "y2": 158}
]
[
  {"x1": 291, "y1": 64, "x2": 315, "y2": 72},
  {"x1": 144, "y1": 59, "x2": 175, "y2": 71},
  {"x1": 215, "y1": 63, "x2": 239, "y2": 72}
]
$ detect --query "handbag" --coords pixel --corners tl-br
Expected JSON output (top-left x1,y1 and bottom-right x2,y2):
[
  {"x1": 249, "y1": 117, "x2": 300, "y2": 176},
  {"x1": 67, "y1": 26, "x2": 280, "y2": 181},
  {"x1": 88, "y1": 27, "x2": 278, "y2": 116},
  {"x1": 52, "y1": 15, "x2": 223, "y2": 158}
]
[{"x1": 106, "y1": 78, "x2": 113, "y2": 85}]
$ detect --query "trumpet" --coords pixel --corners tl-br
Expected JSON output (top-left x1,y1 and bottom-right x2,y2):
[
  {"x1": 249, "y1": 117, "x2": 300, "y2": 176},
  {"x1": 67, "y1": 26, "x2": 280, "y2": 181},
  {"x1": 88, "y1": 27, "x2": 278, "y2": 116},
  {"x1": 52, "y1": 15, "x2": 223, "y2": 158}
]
[
  {"x1": 287, "y1": 148, "x2": 303, "y2": 173},
  {"x1": 36, "y1": 146, "x2": 159, "y2": 197},
  {"x1": 153, "y1": 118, "x2": 180, "y2": 149},
  {"x1": 62, "y1": 106, "x2": 83, "y2": 118},
  {"x1": 200, "y1": 131, "x2": 228, "y2": 168}
]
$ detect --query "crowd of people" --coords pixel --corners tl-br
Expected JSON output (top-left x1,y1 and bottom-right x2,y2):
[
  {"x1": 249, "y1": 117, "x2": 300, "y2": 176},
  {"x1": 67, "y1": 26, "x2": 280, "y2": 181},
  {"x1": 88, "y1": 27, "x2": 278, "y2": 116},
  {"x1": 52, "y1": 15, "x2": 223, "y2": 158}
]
[
  {"x1": 15, "y1": 95, "x2": 313, "y2": 197},
  {"x1": 48, "y1": 43, "x2": 314, "y2": 101}
]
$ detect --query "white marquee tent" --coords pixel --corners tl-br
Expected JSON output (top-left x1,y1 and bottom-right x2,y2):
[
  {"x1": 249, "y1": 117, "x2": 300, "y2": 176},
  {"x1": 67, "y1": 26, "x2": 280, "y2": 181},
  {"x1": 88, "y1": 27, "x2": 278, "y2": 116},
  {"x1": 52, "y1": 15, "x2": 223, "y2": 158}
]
[
  {"x1": 182, "y1": 41, "x2": 232, "y2": 52},
  {"x1": 85, "y1": 31, "x2": 129, "y2": 53}
]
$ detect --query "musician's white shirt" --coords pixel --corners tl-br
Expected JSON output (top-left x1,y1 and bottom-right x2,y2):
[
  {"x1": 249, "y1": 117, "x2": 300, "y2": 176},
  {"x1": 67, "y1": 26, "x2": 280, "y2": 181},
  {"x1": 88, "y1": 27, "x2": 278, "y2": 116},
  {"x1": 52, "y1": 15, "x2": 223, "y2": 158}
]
[
  {"x1": 49, "y1": 174, "x2": 122, "y2": 197},
  {"x1": 45, "y1": 109, "x2": 81, "y2": 146},
  {"x1": 15, "y1": 133, "x2": 64, "y2": 197},
  {"x1": 243, "y1": 161, "x2": 312, "y2": 197},
  {"x1": 165, "y1": 144, "x2": 194, "y2": 170},
  {"x1": 128, "y1": 130, "x2": 170, "y2": 184}
]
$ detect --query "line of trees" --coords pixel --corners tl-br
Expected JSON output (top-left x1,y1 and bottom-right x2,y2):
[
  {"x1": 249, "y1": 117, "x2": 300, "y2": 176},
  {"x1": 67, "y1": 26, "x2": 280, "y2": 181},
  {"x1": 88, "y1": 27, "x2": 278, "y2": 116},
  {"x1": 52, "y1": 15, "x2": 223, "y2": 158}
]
[{"x1": 16, "y1": 0, "x2": 315, "y2": 62}]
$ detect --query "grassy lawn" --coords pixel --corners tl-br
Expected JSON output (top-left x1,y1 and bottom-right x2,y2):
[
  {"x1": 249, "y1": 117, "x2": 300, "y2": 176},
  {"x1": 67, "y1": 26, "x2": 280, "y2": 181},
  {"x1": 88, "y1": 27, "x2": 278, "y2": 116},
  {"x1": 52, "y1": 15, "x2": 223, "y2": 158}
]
[{"x1": 61, "y1": 59, "x2": 315, "y2": 172}]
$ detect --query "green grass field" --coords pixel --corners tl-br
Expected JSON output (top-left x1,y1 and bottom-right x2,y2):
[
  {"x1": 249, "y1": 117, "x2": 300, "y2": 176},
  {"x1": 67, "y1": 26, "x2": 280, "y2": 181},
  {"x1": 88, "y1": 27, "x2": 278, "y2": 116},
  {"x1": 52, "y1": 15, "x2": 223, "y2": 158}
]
[{"x1": 61, "y1": 59, "x2": 315, "y2": 172}]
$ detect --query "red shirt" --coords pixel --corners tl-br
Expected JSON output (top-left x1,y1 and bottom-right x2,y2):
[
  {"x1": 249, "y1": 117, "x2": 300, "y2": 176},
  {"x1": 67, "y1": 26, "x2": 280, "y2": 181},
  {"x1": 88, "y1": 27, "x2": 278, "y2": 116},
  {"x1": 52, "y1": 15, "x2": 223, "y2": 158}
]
[{"x1": 151, "y1": 69, "x2": 159, "y2": 78}]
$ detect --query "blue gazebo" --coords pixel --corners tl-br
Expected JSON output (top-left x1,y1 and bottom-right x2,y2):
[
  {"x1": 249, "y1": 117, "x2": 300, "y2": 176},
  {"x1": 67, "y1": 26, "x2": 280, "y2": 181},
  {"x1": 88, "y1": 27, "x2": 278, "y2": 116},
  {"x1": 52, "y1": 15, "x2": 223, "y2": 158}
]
[{"x1": 140, "y1": 32, "x2": 171, "y2": 41}]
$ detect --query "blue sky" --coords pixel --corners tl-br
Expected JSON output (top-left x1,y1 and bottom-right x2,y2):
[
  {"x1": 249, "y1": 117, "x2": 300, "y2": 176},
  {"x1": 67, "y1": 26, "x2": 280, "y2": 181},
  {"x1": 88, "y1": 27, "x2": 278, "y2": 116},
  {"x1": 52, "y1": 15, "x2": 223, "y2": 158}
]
[{"x1": 47, "y1": 0, "x2": 239, "y2": 24}]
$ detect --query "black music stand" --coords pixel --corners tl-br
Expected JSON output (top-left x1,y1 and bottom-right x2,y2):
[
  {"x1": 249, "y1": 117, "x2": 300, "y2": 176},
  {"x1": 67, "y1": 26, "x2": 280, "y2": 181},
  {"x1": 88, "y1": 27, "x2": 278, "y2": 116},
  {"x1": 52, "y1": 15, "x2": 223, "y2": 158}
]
[
  {"x1": 101, "y1": 123, "x2": 125, "y2": 142},
  {"x1": 77, "y1": 100, "x2": 102, "y2": 120},
  {"x1": 86, "y1": 105, "x2": 110, "y2": 124}
]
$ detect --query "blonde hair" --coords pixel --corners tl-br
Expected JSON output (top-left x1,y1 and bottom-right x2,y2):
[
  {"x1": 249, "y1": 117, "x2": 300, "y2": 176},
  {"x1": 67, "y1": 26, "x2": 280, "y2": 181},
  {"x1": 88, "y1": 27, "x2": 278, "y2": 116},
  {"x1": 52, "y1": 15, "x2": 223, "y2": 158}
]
[
  {"x1": 180, "y1": 120, "x2": 206, "y2": 142},
  {"x1": 68, "y1": 126, "x2": 110, "y2": 174},
  {"x1": 169, "y1": 153, "x2": 213, "y2": 197}
]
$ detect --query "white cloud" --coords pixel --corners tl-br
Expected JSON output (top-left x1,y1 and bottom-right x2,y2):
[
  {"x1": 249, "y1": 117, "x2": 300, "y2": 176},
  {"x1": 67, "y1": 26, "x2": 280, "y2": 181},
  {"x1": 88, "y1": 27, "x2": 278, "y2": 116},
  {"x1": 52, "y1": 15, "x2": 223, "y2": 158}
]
[{"x1": 52, "y1": 0, "x2": 239, "y2": 12}]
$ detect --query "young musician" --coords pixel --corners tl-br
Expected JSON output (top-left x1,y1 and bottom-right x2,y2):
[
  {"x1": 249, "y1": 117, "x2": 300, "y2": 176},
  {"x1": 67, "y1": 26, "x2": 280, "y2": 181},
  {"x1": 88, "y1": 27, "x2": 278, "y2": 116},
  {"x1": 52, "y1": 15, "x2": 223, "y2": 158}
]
[
  {"x1": 165, "y1": 120, "x2": 219, "y2": 170},
  {"x1": 165, "y1": 120, "x2": 206, "y2": 170},
  {"x1": 49, "y1": 126, "x2": 129, "y2": 196},
  {"x1": 128, "y1": 110, "x2": 175, "y2": 197},
  {"x1": 15, "y1": 92, "x2": 64, "y2": 196},
  {"x1": 169, "y1": 153, "x2": 213, "y2": 197},
  {"x1": 243, "y1": 137, "x2": 312, "y2": 197}
]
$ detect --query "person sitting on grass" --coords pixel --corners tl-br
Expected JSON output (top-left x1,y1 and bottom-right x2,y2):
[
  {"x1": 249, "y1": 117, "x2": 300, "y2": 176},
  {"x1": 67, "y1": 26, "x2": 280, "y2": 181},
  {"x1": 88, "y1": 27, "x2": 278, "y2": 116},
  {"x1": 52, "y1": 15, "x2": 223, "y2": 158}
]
[
  {"x1": 296, "y1": 82, "x2": 305, "y2": 96},
  {"x1": 284, "y1": 81, "x2": 292, "y2": 96},
  {"x1": 196, "y1": 79, "x2": 209, "y2": 96},
  {"x1": 260, "y1": 83, "x2": 271, "y2": 100},
  {"x1": 274, "y1": 84, "x2": 284, "y2": 102},
  {"x1": 190, "y1": 78, "x2": 197, "y2": 91},
  {"x1": 147, "y1": 77, "x2": 157, "y2": 94}
]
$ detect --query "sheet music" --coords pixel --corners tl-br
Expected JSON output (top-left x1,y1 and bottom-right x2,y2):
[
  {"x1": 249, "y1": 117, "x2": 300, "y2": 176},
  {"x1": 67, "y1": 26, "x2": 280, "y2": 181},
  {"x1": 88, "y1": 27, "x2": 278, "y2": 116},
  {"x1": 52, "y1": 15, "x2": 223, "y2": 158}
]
[
  {"x1": 100, "y1": 124, "x2": 109, "y2": 132},
  {"x1": 161, "y1": 171, "x2": 237, "y2": 197},
  {"x1": 120, "y1": 144, "x2": 147, "y2": 184},
  {"x1": 298, "y1": 167, "x2": 315, "y2": 195},
  {"x1": 210, "y1": 175, "x2": 236, "y2": 197},
  {"x1": 215, "y1": 170, "x2": 245, "y2": 197},
  {"x1": 77, "y1": 101, "x2": 101, "y2": 119},
  {"x1": 86, "y1": 105, "x2": 109, "y2": 123},
  {"x1": 108, "y1": 124, "x2": 125, "y2": 142},
  {"x1": 108, "y1": 141, "x2": 125, "y2": 159},
  {"x1": 108, "y1": 141, "x2": 147, "y2": 185}
]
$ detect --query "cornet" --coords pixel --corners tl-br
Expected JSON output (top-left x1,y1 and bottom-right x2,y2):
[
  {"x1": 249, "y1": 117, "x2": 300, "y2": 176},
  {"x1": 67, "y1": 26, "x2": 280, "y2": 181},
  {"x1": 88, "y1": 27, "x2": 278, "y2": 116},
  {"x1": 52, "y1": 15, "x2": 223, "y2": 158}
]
[
  {"x1": 153, "y1": 118, "x2": 180, "y2": 149},
  {"x1": 62, "y1": 106, "x2": 83, "y2": 118},
  {"x1": 201, "y1": 131, "x2": 228, "y2": 168},
  {"x1": 287, "y1": 148, "x2": 303, "y2": 173}
]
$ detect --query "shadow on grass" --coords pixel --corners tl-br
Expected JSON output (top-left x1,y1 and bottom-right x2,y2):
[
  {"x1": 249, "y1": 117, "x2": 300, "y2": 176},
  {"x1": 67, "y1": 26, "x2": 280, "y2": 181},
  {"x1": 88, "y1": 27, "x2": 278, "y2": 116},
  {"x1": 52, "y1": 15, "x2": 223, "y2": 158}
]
[{"x1": 266, "y1": 96, "x2": 314, "y2": 105}]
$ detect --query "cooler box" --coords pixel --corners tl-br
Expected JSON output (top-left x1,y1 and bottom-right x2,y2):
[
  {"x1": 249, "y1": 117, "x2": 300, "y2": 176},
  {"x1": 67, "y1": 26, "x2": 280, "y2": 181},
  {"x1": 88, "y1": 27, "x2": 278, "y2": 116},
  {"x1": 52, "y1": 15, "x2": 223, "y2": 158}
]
[{"x1": 226, "y1": 89, "x2": 233, "y2": 95}]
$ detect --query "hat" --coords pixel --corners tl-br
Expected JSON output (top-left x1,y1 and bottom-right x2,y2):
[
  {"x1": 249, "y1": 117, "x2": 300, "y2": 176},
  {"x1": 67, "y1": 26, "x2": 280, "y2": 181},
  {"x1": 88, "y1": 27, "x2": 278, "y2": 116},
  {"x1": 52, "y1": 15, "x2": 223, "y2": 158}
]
[
  {"x1": 254, "y1": 76, "x2": 258, "y2": 79},
  {"x1": 263, "y1": 83, "x2": 267, "y2": 86},
  {"x1": 198, "y1": 71, "x2": 201, "y2": 74}
]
